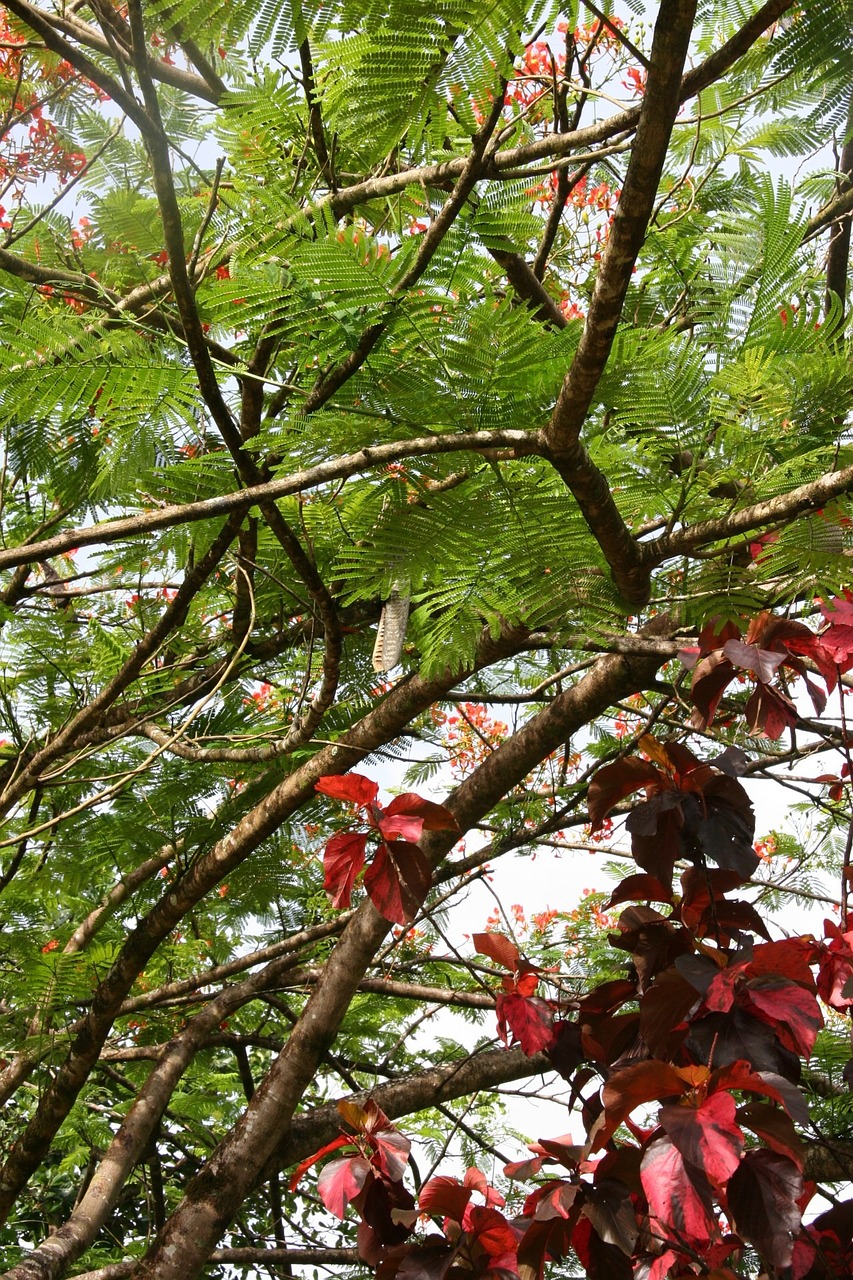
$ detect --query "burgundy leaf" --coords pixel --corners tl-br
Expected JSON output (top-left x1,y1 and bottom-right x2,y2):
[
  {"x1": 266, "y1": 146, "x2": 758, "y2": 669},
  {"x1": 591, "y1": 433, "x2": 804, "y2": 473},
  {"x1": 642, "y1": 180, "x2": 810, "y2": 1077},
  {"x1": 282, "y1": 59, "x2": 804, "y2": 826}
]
[
  {"x1": 660, "y1": 1090, "x2": 744, "y2": 1186},
  {"x1": 473, "y1": 932, "x2": 521, "y2": 972},
  {"x1": 639, "y1": 969, "x2": 698, "y2": 1059},
  {"x1": 384, "y1": 793, "x2": 460, "y2": 831},
  {"x1": 709, "y1": 1061, "x2": 809, "y2": 1125},
  {"x1": 587, "y1": 757, "x2": 662, "y2": 829},
  {"x1": 688, "y1": 651, "x2": 737, "y2": 730},
  {"x1": 364, "y1": 840, "x2": 432, "y2": 925},
  {"x1": 726, "y1": 1149, "x2": 803, "y2": 1271},
  {"x1": 496, "y1": 992, "x2": 556, "y2": 1055},
  {"x1": 737, "y1": 1101, "x2": 804, "y2": 1168},
  {"x1": 570, "y1": 1216, "x2": 633, "y2": 1280},
  {"x1": 318, "y1": 1154, "x2": 373, "y2": 1217},
  {"x1": 605, "y1": 874, "x2": 673, "y2": 909},
  {"x1": 323, "y1": 831, "x2": 369, "y2": 908},
  {"x1": 316, "y1": 773, "x2": 379, "y2": 807},
  {"x1": 744, "y1": 681, "x2": 798, "y2": 739},
  {"x1": 581, "y1": 1178, "x2": 639, "y2": 1255}
]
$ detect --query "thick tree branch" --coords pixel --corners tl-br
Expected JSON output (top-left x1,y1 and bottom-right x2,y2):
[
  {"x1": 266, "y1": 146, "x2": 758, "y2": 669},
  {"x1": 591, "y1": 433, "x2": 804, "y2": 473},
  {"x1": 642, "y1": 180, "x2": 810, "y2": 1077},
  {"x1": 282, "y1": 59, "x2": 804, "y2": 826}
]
[{"x1": 540, "y1": 0, "x2": 698, "y2": 607}]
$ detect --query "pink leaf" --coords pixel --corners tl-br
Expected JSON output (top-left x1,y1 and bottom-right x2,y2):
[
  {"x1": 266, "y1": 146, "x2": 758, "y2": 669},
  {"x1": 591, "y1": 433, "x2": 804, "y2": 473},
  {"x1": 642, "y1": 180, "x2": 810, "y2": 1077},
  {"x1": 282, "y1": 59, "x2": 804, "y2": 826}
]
[
  {"x1": 317, "y1": 1155, "x2": 372, "y2": 1218},
  {"x1": 378, "y1": 813, "x2": 425, "y2": 843}
]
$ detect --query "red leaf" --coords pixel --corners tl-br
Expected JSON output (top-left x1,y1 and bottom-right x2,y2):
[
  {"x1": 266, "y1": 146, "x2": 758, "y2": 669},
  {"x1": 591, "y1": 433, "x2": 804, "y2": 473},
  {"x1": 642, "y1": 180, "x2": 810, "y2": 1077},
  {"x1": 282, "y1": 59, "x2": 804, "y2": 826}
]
[
  {"x1": 288, "y1": 1134, "x2": 351, "y2": 1191},
  {"x1": 496, "y1": 992, "x2": 556, "y2": 1055},
  {"x1": 419, "y1": 1175, "x2": 472, "y2": 1222},
  {"x1": 523, "y1": 1179, "x2": 579, "y2": 1221},
  {"x1": 323, "y1": 831, "x2": 369, "y2": 908},
  {"x1": 318, "y1": 1154, "x2": 373, "y2": 1217},
  {"x1": 640, "y1": 1135, "x2": 717, "y2": 1246},
  {"x1": 744, "y1": 682, "x2": 798, "y2": 739},
  {"x1": 660, "y1": 1091, "x2": 744, "y2": 1186},
  {"x1": 709, "y1": 1061, "x2": 809, "y2": 1125},
  {"x1": 473, "y1": 932, "x2": 521, "y2": 972},
  {"x1": 384, "y1": 793, "x2": 460, "y2": 831},
  {"x1": 364, "y1": 840, "x2": 431, "y2": 925},
  {"x1": 743, "y1": 976, "x2": 823, "y2": 1058},
  {"x1": 463, "y1": 1165, "x2": 505, "y2": 1207},
  {"x1": 599, "y1": 1060, "x2": 688, "y2": 1146},
  {"x1": 316, "y1": 773, "x2": 379, "y2": 807},
  {"x1": 466, "y1": 1206, "x2": 519, "y2": 1259},
  {"x1": 726, "y1": 1150, "x2": 803, "y2": 1270},
  {"x1": 587, "y1": 757, "x2": 662, "y2": 829}
]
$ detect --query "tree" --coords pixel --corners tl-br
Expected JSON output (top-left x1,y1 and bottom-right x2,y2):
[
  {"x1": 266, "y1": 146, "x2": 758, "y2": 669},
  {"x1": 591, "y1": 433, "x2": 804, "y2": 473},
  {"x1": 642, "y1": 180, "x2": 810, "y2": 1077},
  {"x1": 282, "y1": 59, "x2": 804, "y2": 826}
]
[{"x1": 1, "y1": 0, "x2": 853, "y2": 1275}]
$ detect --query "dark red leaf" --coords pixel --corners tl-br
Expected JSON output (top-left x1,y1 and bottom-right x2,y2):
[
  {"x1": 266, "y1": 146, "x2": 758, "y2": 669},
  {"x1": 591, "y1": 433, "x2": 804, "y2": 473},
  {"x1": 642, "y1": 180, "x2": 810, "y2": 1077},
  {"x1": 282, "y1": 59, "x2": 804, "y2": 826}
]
[
  {"x1": 570, "y1": 1216, "x2": 633, "y2": 1280},
  {"x1": 709, "y1": 1061, "x2": 809, "y2": 1125},
  {"x1": 697, "y1": 898, "x2": 772, "y2": 943},
  {"x1": 660, "y1": 1091, "x2": 744, "y2": 1185},
  {"x1": 316, "y1": 773, "x2": 379, "y2": 807},
  {"x1": 384, "y1": 793, "x2": 460, "y2": 831},
  {"x1": 587, "y1": 758, "x2": 661, "y2": 829},
  {"x1": 496, "y1": 992, "x2": 556, "y2": 1056},
  {"x1": 687, "y1": 1009, "x2": 802, "y2": 1081},
  {"x1": 581, "y1": 1178, "x2": 639, "y2": 1255},
  {"x1": 473, "y1": 932, "x2": 521, "y2": 972},
  {"x1": 605, "y1": 874, "x2": 673, "y2": 909},
  {"x1": 639, "y1": 969, "x2": 698, "y2": 1058},
  {"x1": 737, "y1": 1101, "x2": 804, "y2": 1168},
  {"x1": 688, "y1": 651, "x2": 737, "y2": 730},
  {"x1": 516, "y1": 1216, "x2": 575, "y2": 1280},
  {"x1": 323, "y1": 831, "x2": 369, "y2": 908},
  {"x1": 744, "y1": 682, "x2": 798, "y2": 739},
  {"x1": 364, "y1": 840, "x2": 432, "y2": 925},
  {"x1": 318, "y1": 1154, "x2": 373, "y2": 1217},
  {"x1": 726, "y1": 1150, "x2": 803, "y2": 1270},
  {"x1": 640, "y1": 1135, "x2": 717, "y2": 1245}
]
